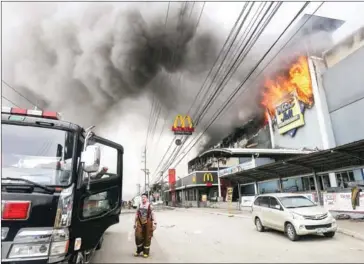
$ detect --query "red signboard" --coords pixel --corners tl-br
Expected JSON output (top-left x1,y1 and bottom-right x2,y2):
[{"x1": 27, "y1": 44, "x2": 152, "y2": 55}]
[{"x1": 168, "y1": 169, "x2": 176, "y2": 184}]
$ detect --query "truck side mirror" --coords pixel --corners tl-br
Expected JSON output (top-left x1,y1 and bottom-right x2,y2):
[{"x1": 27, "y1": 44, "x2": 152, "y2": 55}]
[{"x1": 81, "y1": 145, "x2": 101, "y2": 173}]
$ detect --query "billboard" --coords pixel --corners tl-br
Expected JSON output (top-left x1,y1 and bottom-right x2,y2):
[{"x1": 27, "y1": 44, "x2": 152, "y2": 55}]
[
  {"x1": 168, "y1": 169, "x2": 176, "y2": 184},
  {"x1": 275, "y1": 92, "x2": 305, "y2": 135}
]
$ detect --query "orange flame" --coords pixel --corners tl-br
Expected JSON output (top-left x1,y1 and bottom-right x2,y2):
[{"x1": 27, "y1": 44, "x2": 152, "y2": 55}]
[{"x1": 261, "y1": 56, "x2": 314, "y2": 120}]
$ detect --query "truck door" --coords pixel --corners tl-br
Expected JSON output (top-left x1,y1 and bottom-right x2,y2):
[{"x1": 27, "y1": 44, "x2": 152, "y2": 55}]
[{"x1": 72, "y1": 135, "x2": 123, "y2": 252}]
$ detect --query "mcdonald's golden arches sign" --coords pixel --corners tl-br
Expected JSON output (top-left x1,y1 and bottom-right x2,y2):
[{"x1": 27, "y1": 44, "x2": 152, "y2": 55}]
[
  {"x1": 171, "y1": 115, "x2": 195, "y2": 135},
  {"x1": 203, "y1": 173, "x2": 213, "y2": 187}
]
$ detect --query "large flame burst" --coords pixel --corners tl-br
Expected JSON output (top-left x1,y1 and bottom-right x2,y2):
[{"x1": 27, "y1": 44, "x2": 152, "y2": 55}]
[{"x1": 261, "y1": 56, "x2": 314, "y2": 120}]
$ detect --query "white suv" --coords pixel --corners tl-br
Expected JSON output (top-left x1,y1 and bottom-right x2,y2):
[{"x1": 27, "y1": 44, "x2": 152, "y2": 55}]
[{"x1": 251, "y1": 193, "x2": 337, "y2": 241}]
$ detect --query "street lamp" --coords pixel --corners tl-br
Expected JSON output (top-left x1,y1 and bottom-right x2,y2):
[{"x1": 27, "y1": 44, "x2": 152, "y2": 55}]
[{"x1": 216, "y1": 157, "x2": 223, "y2": 202}]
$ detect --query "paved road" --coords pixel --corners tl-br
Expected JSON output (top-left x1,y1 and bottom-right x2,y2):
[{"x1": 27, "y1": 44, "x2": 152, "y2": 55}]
[{"x1": 92, "y1": 208, "x2": 364, "y2": 263}]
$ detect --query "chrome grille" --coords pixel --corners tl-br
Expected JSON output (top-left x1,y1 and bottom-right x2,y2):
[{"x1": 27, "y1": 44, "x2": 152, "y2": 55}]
[{"x1": 303, "y1": 213, "x2": 328, "y2": 220}]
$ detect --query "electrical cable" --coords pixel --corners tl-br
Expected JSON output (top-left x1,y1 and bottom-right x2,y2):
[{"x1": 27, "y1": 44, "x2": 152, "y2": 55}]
[
  {"x1": 151, "y1": 4, "x2": 251, "y2": 183},
  {"x1": 153, "y1": 1, "x2": 275, "y2": 183},
  {"x1": 2, "y1": 80, "x2": 39, "y2": 109},
  {"x1": 164, "y1": 2, "x2": 280, "y2": 174},
  {"x1": 170, "y1": 2, "x2": 312, "y2": 172},
  {"x1": 225, "y1": 2, "x2": 325, "y2": 116},
  {"x1": 145, "y1": 2, "x2": 172, "y2": 150},
  {"x1": 2, "y1": 95, "x2": 20, "y2": 108},
  {"x1": 194, "y1": 2, "x2": 279, "y2": 127},
  {"x1": 150, "y1": 2, "x2": 209, "y2": 181}
]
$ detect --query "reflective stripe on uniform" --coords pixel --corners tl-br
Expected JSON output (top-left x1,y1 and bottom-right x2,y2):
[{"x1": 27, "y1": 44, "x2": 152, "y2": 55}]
[
  {"x1": 137, "y1": 243, "x2": 143, "y2": 247},
  {"x1": 144, "y1": 246, "x2": 150, "y2": 249}
]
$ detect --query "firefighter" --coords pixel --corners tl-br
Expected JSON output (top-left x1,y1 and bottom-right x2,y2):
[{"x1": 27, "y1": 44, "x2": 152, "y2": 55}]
[{"x1": 134, "y1": 192, "x2": 157, "y2": 258}]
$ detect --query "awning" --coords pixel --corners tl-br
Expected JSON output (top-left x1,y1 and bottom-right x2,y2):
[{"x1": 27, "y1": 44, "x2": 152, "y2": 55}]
[
  {"x1": 221, "y1": 139, "x2": 364, "y2": 184},
  {"x1": 164, "y1": 184, "x2": 218, "y2": 192}
]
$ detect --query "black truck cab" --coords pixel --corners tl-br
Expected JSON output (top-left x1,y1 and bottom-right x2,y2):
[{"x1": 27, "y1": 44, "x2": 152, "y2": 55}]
[{"x1": 1, "y1": 107, "x2": 124, "y2": 264}]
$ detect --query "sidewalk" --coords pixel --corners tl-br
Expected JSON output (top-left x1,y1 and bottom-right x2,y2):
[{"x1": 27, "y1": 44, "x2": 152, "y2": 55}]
[
  {"x1": 336, "y1": 219, "x2": 364, "y2": 241},
  {"x1": 181, "y1": 207, "x2": 364, "y2": 241}
]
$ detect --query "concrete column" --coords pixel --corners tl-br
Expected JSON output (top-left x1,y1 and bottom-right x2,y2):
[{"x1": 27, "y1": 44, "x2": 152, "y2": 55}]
[
  {"x1": 237, "y1": 182, "x2": 242, "y2": 211},
  {"x1": 308, "y1": 57, "x2": 338, "y2": 188},
  {"x1": 254, "y1": 182, "x2": 259, "y2": 195},
  {"x1": 278, "y1": 178, "x2": 283, "y2": 193},
  {"x1": 196, "y1": 189, "x2": 200, "y2": 208},
  {"x1": 312, "y1": 172, "x2": 322, "y2": 205}
]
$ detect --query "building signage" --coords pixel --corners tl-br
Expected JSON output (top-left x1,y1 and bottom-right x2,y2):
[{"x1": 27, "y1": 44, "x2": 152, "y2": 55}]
[
  {"x1": 227, "y1": 187, "x2": 233, "y2": 203},
  {"x1": 275, "y1": 92, "x2": 305, "y2": 135},
  {"x1": 171, "y1": 115, "x2": 195, "y2": 135},
  {"x1": 168, "y1": 169, "x2": 176, "y2": 184},
  {"x1": 203, "y1": 173, "x2": 213, "y2": 187},
  {"x1": 219, "y1": 160, "x2": 255, "y2": 177}
]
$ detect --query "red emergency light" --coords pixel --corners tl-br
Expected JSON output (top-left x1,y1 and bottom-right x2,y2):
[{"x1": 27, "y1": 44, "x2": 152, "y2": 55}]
[
  {"x1": 2, "y1": 201, "x2": 31, "y2": 220},
  {"x1": 2, "y1": 107, "x2": 61, "y2": 120}
]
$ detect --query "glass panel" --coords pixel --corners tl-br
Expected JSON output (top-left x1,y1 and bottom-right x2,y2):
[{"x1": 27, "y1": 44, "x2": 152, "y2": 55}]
[
  {"x1": 258, "y1": 180, "x2": 279, "y2": 194},
  {"x1": 269, "y1": 197, "x2": 279, "y2": 209},
  {"x1": 2, "y1": 124, "x2": 74, "y2": 186},
  {"x1": 82, "y1": 189, "x2": 119, "y2": 218}
]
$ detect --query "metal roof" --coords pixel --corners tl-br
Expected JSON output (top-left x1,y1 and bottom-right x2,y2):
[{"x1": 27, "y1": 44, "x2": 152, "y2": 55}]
[
  {"x1": 221, "y1": 139, "x2": 364, "y2": 184},
  {"x1": 198, "y1": 147, "x2": 313, "y2": 158}
]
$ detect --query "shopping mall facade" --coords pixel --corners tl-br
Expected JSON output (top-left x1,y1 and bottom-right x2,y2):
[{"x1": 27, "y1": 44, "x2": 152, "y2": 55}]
[{"x1": 165, "y1": 16, "x2": 364, "y2": 216}]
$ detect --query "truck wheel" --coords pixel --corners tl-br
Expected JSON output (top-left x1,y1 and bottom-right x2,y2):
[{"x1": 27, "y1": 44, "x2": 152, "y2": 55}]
[
  {"x1": 285, "y1": 222, "x2": 299, "y2": 241},
  {"x1": 323, "y1": 231, "x2": 335, "y2": 238},
  {"x1": 96, "y1": 236, "x2": 104, "y2": 250},
  {"x1": 74, "y1": 252, "x2": 85, "y2": 264}
]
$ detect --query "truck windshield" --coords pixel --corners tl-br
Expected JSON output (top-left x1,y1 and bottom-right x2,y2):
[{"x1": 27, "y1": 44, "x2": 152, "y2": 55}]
[{"x1": 2, "y1": 124, "x2": 75, "y2": 186}]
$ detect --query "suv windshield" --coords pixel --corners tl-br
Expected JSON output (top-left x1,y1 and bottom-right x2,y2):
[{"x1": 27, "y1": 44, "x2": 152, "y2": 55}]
[
  {"x1": 279, "y1": 196, "x2": 316, "y2": 208},
  {"x1": 2, "y1": 124, "x2": 75, "y2": 186}
]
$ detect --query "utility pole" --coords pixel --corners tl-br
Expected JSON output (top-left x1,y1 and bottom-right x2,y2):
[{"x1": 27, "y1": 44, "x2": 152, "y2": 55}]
[
  {"x1": 141, "y1": 147, "x2": 147, "y2": 193},
  {"x1": 160, "y1": 172, "x2": 164, "y2": 203}
]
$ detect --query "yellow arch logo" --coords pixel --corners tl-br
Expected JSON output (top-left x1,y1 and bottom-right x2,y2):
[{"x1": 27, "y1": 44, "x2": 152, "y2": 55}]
[
  {"x1": 171, "y1": 115, "x2": 195, "y2": 135},
  {"x1": 203, "y1": 173, "x2": 213, "y2": 182}
]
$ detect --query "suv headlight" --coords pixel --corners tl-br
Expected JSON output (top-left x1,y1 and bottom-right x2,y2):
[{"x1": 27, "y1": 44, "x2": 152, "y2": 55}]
[
  {"x1": 54, "y1": 184, "x2": 74, "y2": 228},
  {"x1": 290, "y1": 212, "x2": 304, "y2": 220}
]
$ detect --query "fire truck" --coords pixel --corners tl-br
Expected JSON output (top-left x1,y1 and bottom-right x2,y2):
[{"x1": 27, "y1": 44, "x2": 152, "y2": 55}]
[{"x1": 1, "y1": 107, "x2": 124, "y2": 264}]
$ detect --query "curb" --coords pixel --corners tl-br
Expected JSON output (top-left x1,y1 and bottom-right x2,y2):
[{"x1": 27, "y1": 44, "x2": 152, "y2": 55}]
[{"x1": 337, "y1": 227, "x2": 364, "y2": 242}]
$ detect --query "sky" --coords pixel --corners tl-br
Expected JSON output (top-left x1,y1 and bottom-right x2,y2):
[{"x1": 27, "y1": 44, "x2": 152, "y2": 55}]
[{"x1": 2, "y1": 1, "x2": 364, "y2": 200}]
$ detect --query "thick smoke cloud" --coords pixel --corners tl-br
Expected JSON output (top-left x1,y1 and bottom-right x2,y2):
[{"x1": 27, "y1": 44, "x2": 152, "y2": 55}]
[{"x1": 4, "y1": 3, "x2": 221, "y2": 129}]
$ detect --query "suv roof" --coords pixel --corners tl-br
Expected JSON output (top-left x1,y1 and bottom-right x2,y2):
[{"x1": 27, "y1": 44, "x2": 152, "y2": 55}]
[{"x1": 255, "y1": 193, "x2": 308, "y2": 198}]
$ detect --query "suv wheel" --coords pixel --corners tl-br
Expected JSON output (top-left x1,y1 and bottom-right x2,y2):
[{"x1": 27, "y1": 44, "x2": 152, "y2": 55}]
[
  {"x1": 323, "y1": 231, "x2": 335, "y2": 238},
  {"x1": 255, "y1": 217, "x2": 265, "y2": 232},
  {"x1": 285, "y1": 222, "x2": 299, "y2": 241}
]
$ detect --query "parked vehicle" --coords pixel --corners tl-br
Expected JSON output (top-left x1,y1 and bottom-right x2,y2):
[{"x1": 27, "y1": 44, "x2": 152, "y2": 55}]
[
  {"x1": 132, "y1": 196, "x2": 141, "y2": 209},
  {"x1": 251, "y1": 193, "x2": 337, "y2": 241},
  {"x1": 1, "y1": 107, "x2": 124, "y2": 263}
]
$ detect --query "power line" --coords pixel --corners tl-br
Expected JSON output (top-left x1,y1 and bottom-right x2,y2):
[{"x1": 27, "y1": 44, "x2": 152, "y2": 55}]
[
  {"x1": 225, "y1": 2, "x2": 326, "y2": 115},
  {"x1": 193, "y1": 2, "x2": 276, "y2": 127},
  {"x1": 150, "y1": 4, "x2": 249, "y2": 183},
  {"x1": 145, "y1": 2, "x2": 172, "y2": 150},
  {"x1": 171, "y1": 1, "x2": 313, "y2": 171},
  {"x1": 161, "y1": 2, "x2": 280, "y2": 177},
  {"x1": 150, "y1": 2, "x2": 207, "y2": 181},
  {"x1": 2, "y1": 95, "x2": 20, "y2": 108},
  {"x1": 2, "y1": 80, "x2": 39, "y2": 109}
]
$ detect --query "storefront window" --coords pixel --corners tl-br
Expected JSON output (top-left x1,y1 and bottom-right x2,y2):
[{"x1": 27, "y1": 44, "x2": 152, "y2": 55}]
[
  {"x1": 258, "y1": 180, "x2": 279, "y2": 194},
  {"x1": 281, "y1": 178, "x2": 304, "y2": 192},
  {"x1": 336, "y1": 171, "x2": 355, "y2": 187},
  {"x1": 241, "y1": 184, "x2": 255, "y2": 195}
]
